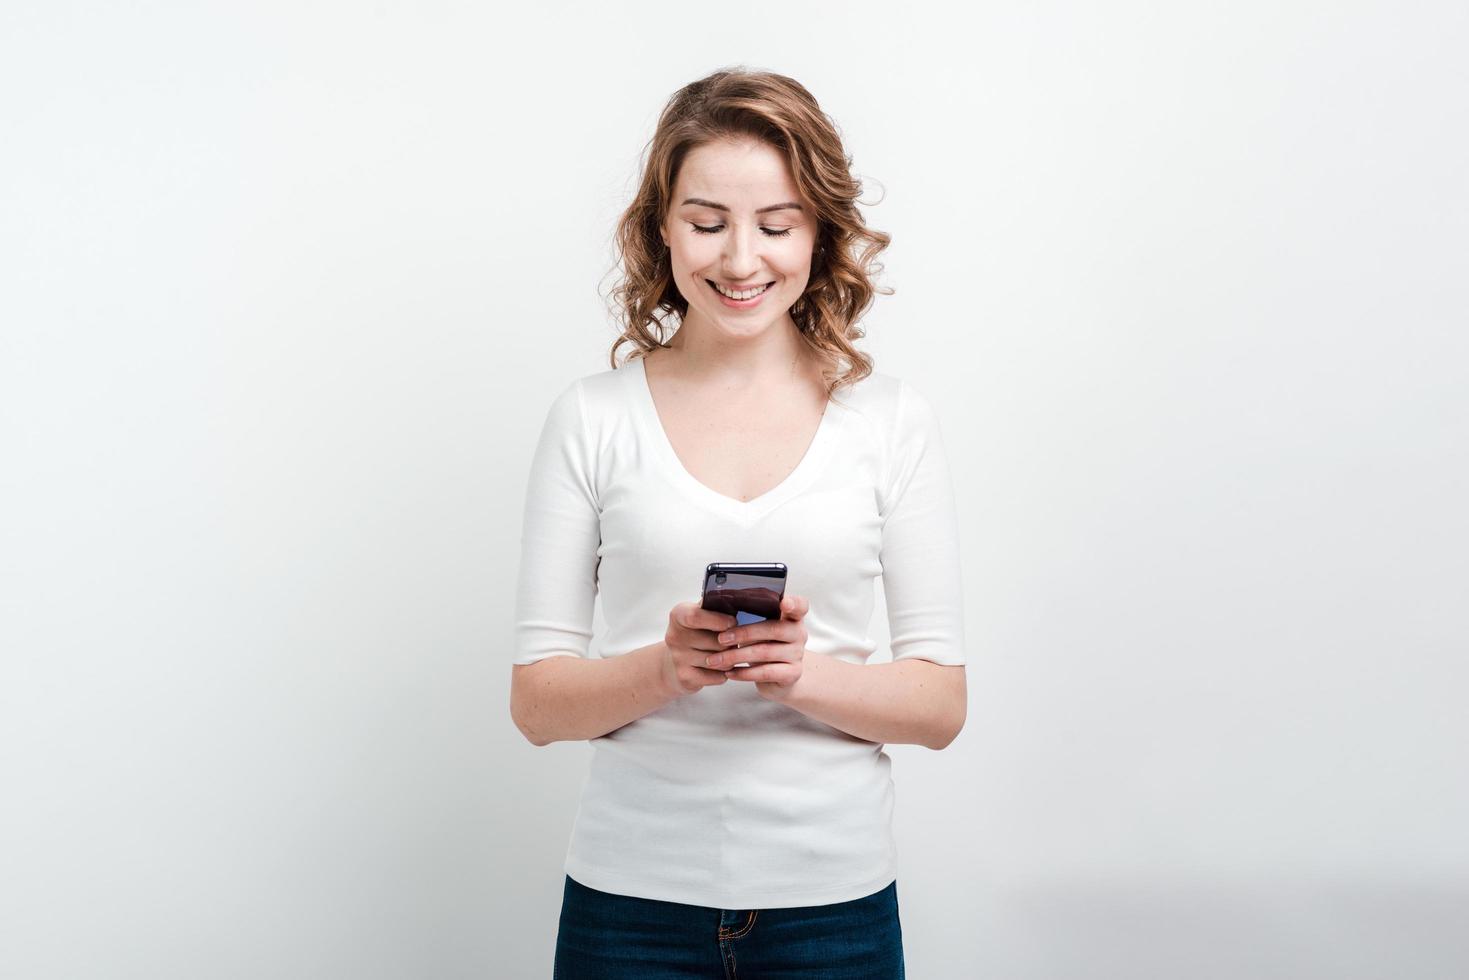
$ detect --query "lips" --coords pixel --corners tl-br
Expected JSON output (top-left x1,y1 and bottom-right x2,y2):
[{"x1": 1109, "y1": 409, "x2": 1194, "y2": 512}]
[{"x1": 707, "y1": 279, "x2": 774, "y2": 300}]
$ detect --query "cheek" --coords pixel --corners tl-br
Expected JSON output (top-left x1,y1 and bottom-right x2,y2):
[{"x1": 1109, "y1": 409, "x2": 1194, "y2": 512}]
[
  {"x1": 672, "y1": 239, "x2": 718, "y2": 276},
  {"x1": 774, "y1": 247, "x2": 813, "y2": 283},
  {"x1": 784, "y1": 232, "x2": 818, "y2": 265}
]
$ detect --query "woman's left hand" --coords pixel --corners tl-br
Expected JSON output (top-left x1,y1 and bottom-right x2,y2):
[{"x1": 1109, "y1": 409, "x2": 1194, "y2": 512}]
[{"x1": 707, "y1": 594, "x2": 809, "y2": 702}]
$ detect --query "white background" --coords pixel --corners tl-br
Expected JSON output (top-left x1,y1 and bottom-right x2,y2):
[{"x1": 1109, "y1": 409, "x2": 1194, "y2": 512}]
[{"x1": 2, "y1": 2, "x2": 1466, "y2": 978}]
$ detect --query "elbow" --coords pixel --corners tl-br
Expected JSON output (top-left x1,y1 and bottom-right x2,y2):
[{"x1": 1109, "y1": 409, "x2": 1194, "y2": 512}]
[
  {"x1": 514, "y1": 717, "x2": 552, "y2": 747},
  {"x1": 511, "y1": 660, "x2": 560, "y2": 746},
  {"x1": 511, "y1": 696, "x2": 551, "y2": 747},
  {"x1": 927, "y1": 730, "x2": 958, "y2": 751},
  {"x1": 928, "y1": 704, "x2": 967, "y2": 751},
  {"x1": 927, "y1": 724, "x2": 962, "y2": 751},
  {"x1": 921, "y1": 662, "x2": 967, "y2": 751},
  {"x1": 511, "y1": 700, "x2": 554, "y2": 746}
]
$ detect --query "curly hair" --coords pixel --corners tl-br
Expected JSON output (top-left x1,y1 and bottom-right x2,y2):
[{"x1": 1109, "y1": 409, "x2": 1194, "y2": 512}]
[{"x1": 604, "y1": 67, "x2": 891, "y2": 398}]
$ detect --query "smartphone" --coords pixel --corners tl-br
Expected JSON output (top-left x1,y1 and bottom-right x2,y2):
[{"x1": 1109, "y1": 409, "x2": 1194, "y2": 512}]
[{"x1": 700, "y1": 562, "x2": 787, "y2": 627}]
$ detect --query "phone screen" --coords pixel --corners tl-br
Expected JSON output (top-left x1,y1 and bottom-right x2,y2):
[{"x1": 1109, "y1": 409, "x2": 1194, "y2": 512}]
[{"x1": 700, "y1": 563, "x2": 787, "y2": 625}]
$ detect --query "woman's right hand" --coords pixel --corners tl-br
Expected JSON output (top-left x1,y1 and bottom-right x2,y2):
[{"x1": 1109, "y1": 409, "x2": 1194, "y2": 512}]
[{"x1": 662, "y1": 601, "x2": 739, "y2": 697}]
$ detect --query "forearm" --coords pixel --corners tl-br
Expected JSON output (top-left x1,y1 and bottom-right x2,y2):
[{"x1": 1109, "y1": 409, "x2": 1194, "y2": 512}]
[
  {"x1": 783, "y1": 652, "x2": 965, "y2": 750},
  {"x1": 514, "y1": 642, "x2": 679, "y2": 745}
]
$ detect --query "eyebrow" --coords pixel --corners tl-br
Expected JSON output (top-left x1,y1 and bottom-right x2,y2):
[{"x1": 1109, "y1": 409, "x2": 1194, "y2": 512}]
[{"x1": 680, "y1": 197, "x2": 803, "y2": 214}]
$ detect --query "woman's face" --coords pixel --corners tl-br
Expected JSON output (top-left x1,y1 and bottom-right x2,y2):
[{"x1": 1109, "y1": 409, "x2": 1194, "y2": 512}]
[{"x1": 661, "y1": 138, "x2": 818, "y2": 342}]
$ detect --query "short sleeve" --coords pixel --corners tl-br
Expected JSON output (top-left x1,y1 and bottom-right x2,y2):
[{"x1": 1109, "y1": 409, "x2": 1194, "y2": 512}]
[
  {"x1": 878, "y1": 381, "x2": 967, "y2": 666},
  {"x1": 511, "y1": 380, "x2": 601, "y2": 666}
]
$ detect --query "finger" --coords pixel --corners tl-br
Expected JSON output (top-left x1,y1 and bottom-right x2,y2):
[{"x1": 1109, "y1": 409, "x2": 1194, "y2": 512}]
[
  {"x1": 698, "y1": 607, "x2": 741, "y2": 632},
  {"x1": 719, "y1": 619, "x2": 799, "y2": 648},
  {"x1": 674, "y1": 622, "x2": 737, "y2": 652},
  {"x1": 676, "y1": 601, "x2": 739, "y2": 633},
  {"x1": 689, "y1": 635, "x2": 732, "y2": 653},
  {"x1": 726, "y1": 662, "x2": 798, "y2": 684},
  {"x1": 677, "y1": 625, "x2": 741, "y2": 655},
  {"x1": 705, "y1": 643, "x2": 794, "y2": 669},
  {"x1": 781, "y1": 594, "x2": 809, "y2": 621},
  {"x1": 695, "y1": 665, "x2": 730, "y2": 684}
]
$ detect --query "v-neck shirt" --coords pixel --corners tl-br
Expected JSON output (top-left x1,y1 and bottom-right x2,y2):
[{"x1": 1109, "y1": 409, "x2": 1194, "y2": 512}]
[
  {"x1": 629, "y1": 356, "x2": 847, "y2": 524},
  {"x1": 512, "y1": 355, "x2": 966, "y2": 909}
]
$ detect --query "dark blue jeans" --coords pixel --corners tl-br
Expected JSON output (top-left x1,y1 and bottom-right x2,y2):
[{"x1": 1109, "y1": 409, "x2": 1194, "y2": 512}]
[{"x1": 553, "y1": 874, "x2": 905, "y2": 979}]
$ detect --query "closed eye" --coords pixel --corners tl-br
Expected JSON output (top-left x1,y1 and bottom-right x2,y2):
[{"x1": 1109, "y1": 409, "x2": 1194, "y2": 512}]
[{"x1": 691, "y1": 224, "x2": 794, "y2": 238}]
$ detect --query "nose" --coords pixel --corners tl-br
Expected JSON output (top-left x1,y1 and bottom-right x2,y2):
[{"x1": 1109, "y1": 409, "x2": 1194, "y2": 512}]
[{"x1": 721, "y1": 224, "x2": 762, "y2": 281}]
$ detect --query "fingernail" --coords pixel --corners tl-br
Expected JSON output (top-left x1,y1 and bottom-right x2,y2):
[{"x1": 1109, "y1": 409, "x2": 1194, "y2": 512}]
[
  {"x1": 705, "y1": 655, "x2": 719, "y2": 667},
  {"x1": 718, "y1": 632, "x2": 733, "y2": 643}
]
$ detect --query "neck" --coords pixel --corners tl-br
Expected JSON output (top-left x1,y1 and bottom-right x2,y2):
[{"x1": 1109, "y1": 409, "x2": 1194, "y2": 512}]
[{"x1": 664, "y1": 311, "x2": 815, "y2": 387}]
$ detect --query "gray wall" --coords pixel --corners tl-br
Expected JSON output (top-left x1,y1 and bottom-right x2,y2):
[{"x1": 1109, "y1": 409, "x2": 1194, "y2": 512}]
[{"x1": 2, "y1": 2, "x2": 1465, "y2": 977}]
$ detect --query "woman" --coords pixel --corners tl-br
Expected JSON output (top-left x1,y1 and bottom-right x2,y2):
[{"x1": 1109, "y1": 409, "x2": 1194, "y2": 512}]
[{"x1": 510, "y1": 67, "x2": 967, "y2": 979}]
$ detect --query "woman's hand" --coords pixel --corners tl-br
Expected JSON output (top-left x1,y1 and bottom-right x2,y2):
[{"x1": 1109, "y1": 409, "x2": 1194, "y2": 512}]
[
  {"x1": 661, "y1": 601, "x2": 740, "y2": 697},
  {"x1": 706, "y1": 595, "x2": 810, "y2": 702}
]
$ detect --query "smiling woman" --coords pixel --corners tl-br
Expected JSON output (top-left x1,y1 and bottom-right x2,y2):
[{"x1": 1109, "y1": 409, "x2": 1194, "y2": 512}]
[
  {"x1": 606, "y1": 68, "x2": 893, "y2": 395},
  {"x1": 510, "y1": 66, "x2": 966, "y2": 980},
  {"x1": 661, "y1": 139, "x2": 819, "y2": 326}
]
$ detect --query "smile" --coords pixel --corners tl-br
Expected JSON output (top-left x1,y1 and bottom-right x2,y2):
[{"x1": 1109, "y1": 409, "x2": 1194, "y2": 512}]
[{"x1": 708, "y1": 280, "x2": 773, "y2": 300}]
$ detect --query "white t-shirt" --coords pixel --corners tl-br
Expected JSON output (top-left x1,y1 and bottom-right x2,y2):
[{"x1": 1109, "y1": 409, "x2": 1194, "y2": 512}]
[{"x1": 512, "y1": 355, "x2": 965, "y2": 909}]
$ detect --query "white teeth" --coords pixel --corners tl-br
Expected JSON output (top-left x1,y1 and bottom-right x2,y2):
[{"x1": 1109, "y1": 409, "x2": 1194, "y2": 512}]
[{"x1": 712, "y1": 281, "x2": 770, "y2": 300}]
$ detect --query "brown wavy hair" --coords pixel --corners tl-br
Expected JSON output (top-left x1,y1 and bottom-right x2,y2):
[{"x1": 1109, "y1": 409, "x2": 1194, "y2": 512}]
[{"x1": 603, "y1": 67, "x2": 891, "y2": 398}]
